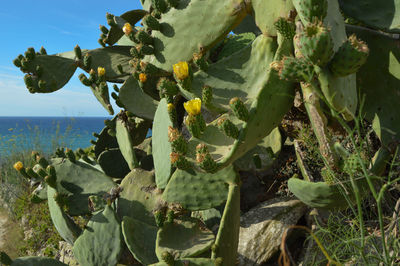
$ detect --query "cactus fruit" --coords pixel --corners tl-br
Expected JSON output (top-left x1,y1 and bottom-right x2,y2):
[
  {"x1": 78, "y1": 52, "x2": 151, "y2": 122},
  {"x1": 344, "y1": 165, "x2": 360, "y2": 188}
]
[
  {"x1": 229, "y1": 97, "x2": 249, "y2": 122},
  {"x1": 329, "y1": 34, "x2": 369, "y2": 77},
  {"x1": 168, "y1": 126, "x2": 188, "y2": 154},
  {"x1": 298, "y1": 21, "x2": 334, "y2": 66},
  {"x1": 217, "y1": 117, "x2": 239, "y2": 139},
  {"x1": 272, "y1": 56, "x2": 314, "y2": 82},
  {"x1": 274, "y1": 18, "x2": 296, "y2": 40}
]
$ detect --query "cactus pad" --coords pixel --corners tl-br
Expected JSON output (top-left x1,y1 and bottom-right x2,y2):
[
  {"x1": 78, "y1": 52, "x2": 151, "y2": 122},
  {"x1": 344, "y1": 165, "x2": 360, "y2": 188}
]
[{"x1": 155, "y1": 217, "x2": 215, "y2": 260}]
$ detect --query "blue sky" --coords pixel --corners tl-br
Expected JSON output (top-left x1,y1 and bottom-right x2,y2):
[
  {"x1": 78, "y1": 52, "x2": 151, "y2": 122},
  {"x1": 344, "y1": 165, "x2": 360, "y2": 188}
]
[{"x1": 0, "y1": 0, "x2": 142, "y2": 116}]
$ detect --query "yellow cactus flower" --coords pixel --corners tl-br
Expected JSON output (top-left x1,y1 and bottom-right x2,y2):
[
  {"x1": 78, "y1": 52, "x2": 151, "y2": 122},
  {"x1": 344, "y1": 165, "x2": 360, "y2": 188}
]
[
  {"x1": 123, "y1": 23, "x2": 133, "y2": 35},
  {"x1": 183, "y1": 98, "x2": 201, "y2": 116},
  {"x1": 139, "y1": 73, "x2": 147, "y2": 83},
  {"x1": 173, "y1": 61, "x2": 189, "y2": 80},
  {"x1": 13, "y1": 161, "x2": 23, "y2": 171},
  {"x1": 97, "y1": 67, "x2": 106, "y2": 76}
]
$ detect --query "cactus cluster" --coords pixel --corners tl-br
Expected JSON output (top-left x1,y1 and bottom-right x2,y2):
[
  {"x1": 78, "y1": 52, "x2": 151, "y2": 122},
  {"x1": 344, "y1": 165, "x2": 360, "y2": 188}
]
[{"x1": 7, "y1": 0, "x2": 400, "y2": 264}]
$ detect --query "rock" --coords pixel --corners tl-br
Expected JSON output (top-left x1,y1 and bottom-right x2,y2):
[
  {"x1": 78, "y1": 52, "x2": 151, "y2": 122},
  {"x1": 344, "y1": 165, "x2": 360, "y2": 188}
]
[
  {"x1": 238, "y1": 197, "x2": 307, "y2": 265},
  {"x1": 57, "y1": 241, "x2": 79, "y2": 266}
]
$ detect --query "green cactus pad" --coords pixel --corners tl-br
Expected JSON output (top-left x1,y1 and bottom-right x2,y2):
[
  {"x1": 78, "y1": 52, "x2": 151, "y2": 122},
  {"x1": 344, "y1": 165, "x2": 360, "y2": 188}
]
[
  {"x1": 116, "y1": 118, "x2": 139, "y2": 169},
  {"x1": 47, "y1": 186, "x2": 81, "y2": 244},
  {"x1": 118, "y1": 169, "x2": 163, "y2": 226},
  {"x1": 150, "y1": 258, "x2": 218, "y2": 266},
  {"x1": 234, "y1": 127, "x2": 281, "y2": 171},
  {"x1": 51, "y1": 158, "x2": 116, "y2": 215},
  {"x1": 192, "y1": 207, "x2": 223, "y2": 232},
  {"x1": 163, "y1": 165, "x2": 237, "y2": 211},
  {"x1": 122, "y1": 216, "x2": 158, "y2": 265},
  {"x1": 153, "y1": 98, "x2": 174, "y2": 189},
  {"x1": 98, "y1": 148, "x2": 131, "y2": 178},
  {"x1": 82, "y1": 46, "x2": 132, "y2": 81},
  {"x1": 155, "y1": 217, "x2": 215, "y2": 260},
  {"x1": 339, "y1": 0, "x2": 400, "y2": 33},
  {"x1": 211, "y1": 184, "x2": 240, "y2": 265},
  {"x1": 314, "y1": 0, "x2": 357, "y2": 120},
  {"x1": 105, "y1": 10, "x2": 147, "y2": 46},
  {"x1": 347, "y1": 25, "x2": 400, "y2": 146},
  {"x1": 251, "y1": 0, "x2": 294, "y2": 35},
  {"x1": 216, "y1": 33, "x2": 256, "y2": 61},
  {"x1": 143, "y1": 0, "x2": 248, "y2": 72},
  {"x1": 119, "y1": 76, "x2": 159, "y2": 120},
  {"x1": 10, "y1": 256, "x2": 68, "y2": 266},
  {"x1": 93, "y1": 125, "x2": 119, "y2": 158},
  {"x1": 329, "y1": 34, "x2": 369, "y2": 77},
  {"x1": 19, "y1": 54, "x2": 77, "y2": 93},
  {"x1": 73, "y1": 205, "x2": 122, "y2": 266},
  {"x1": 287, "y1": 175, "x2": 378, "y2": 209}
]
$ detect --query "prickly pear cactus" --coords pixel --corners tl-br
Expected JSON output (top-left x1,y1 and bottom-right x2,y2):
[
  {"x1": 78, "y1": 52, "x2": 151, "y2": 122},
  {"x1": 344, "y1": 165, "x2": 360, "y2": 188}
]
[{"x1": 12, "y1": 0, "x2": 400, "y2": 264}]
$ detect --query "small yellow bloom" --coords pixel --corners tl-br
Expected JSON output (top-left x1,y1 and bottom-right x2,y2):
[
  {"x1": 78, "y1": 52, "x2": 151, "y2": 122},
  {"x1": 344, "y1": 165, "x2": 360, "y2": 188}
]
[
  {"x1": 139, "y1": 73, "x2": 147, "y2": 83},
  {"x1": 123, "y1": 23, "x2": 133, "y2": 35},
  {"x1": 184, "y1": 98, "x2": 201, "y2": 116},
  {"x1": 167, "y1": 103, "x2": 175, "y2": 112},
  {"x1": 13, "y1": 161, "x2": 23, "y2": 171},
  {"x1": 97, "y1": 67, "x2": 106, "y2": 76},
  {"x1": 173, "y1": 61, "x2": 189, "y2": 80}
]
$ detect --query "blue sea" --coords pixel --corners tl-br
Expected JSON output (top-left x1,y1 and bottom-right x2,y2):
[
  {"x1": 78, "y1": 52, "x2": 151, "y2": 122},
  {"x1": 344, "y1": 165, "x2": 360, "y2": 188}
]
[{"x1": 0, "y1": 117, "x2": 111, "y2": 161}]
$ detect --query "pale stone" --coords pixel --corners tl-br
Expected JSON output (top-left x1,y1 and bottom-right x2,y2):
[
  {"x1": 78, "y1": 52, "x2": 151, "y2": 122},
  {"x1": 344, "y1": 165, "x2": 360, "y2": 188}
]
[{"x1": 238, "y1": 197, "x2": 307, "y2": 265}]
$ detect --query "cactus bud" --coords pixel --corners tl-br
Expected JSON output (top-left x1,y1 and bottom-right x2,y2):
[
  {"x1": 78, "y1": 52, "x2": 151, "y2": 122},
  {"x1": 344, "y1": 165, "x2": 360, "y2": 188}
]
[
  {"x1": 45, "y1": 175, "x2": 57, "y2": 188},
  {"x1": 90, "y1": 139, "x2": 97, "y2": 145},
  {"x1": 123, "y1": 23, "x2": 133, "y2": 35},
  {"x1": 161, "y1": 251, "x2": 175, "y2": 266},
  {"x1": 158, "y1": 78, "x2": 179, "y2": 96},
  {"x1": 24, "y1": 75, "x2": 34, "y2": 88},
  {"x1": 39, "y1": 46, "x2": 47, "y2": 55},
  {"x1": 139, "y1": 73, "x2": 147, "y2": 83},
  {"x1": 54, "y1": 192, "x2": 68, "y2": 209},
  {"x1": 185, "y1": 115, "x2": 202, "y2": 138},
  {"x1": 26, "y1": 167, "x2": 40, "y2": 180},
  {"x1": 217, "y1": 117, "x2": 239, "y2": 139},
  {"x1": 113, "y1": 84, "x2": 119, "y2": 92},
  {"x1": 202, "y1": 85, "x2": 213, "y2": 106},
  {"x1": 38, "y1": 80, "x2": 47, "y2": 91},
  {"x1": 74, "y1": 45, "x2": 82, "y2": 60},
  {"x1": 13, "y1": 57, "x2": 22, "y2": 68},
  {"x1": 196, "y1": 144, "x2": 218, "y2": 173},
  {"x1": 136, "y1": 30, "x2": 153, "y2": 45},
  {"x1": 89, "y1": 69, "x2": 96, "y2": 83},
  {"x1": 25, "y1": 47, "x2": 35, "y2": 60},
  {"x1": 167, "y1": 103, "x2": 177, "y2": 124},
  {"x1": 166, "y1": 209, "x2": 174, "y2": 223},
  {"x1": 35, "y1": 65, "x2": 43, "y2": 77},
  {"x1": 154, "y1": 210, "x2": 165, "y2": 227},
  {"x1": 193, "y1": 52, "x2": 208, "y2": 71},
  {"x1": 99, "y1": 24, "x2": 109, "y2": 34},
  {"x1": 143, "y1": 14, "x2": 160, "y2": 31},
  {"x1": 66, "y1": 149, "x2": 76, "y2": 163},
  {"x1": 137, "y1": 44, "x2": 154, "y2": 56},
  {"x1": 111, "y1": 91, "x2": 118, "y2": 100},
  {"x1": 274, "y1": 56, "x2": 314, "y2": 82},
  {"x1": 98, "y1": 38, "x2": 106, "y2": 47},
  {"x1": 167, "y1": 0, "x2": 179, "y2": 8},
  {"x1": 152, "y1": 0, "x2": 168, "y2": 13},
  {"x1": 36, "y1": 156, "x2": 49, "y2": 168},
  {"x1": 168, "y1": 126, "x2": 188, "y2": 154},
  {"x1": 170, "y1": 152, "x2": 192, "y2": 170},
  {"x1": 329, "y1": 34, "x2": 369, "y2": 77},
  {"x1": 140, "y1": 61, "x2": 159, "y2": 74},
  {"x1": 79, "y1": 73, "x2": 92, "y2": 86},
  {"x1": 46, "y1": 165, "x2": 57, "y2": 178},
  {"x1": 229, "y1": 97, "x2": 249, "y2": 122},
  {"x1": 83, "y1": 54, "x2": 92, "y2": 70},
  {"x1": 130, "y1": 47, "x2": 140, "y2": 59}
]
